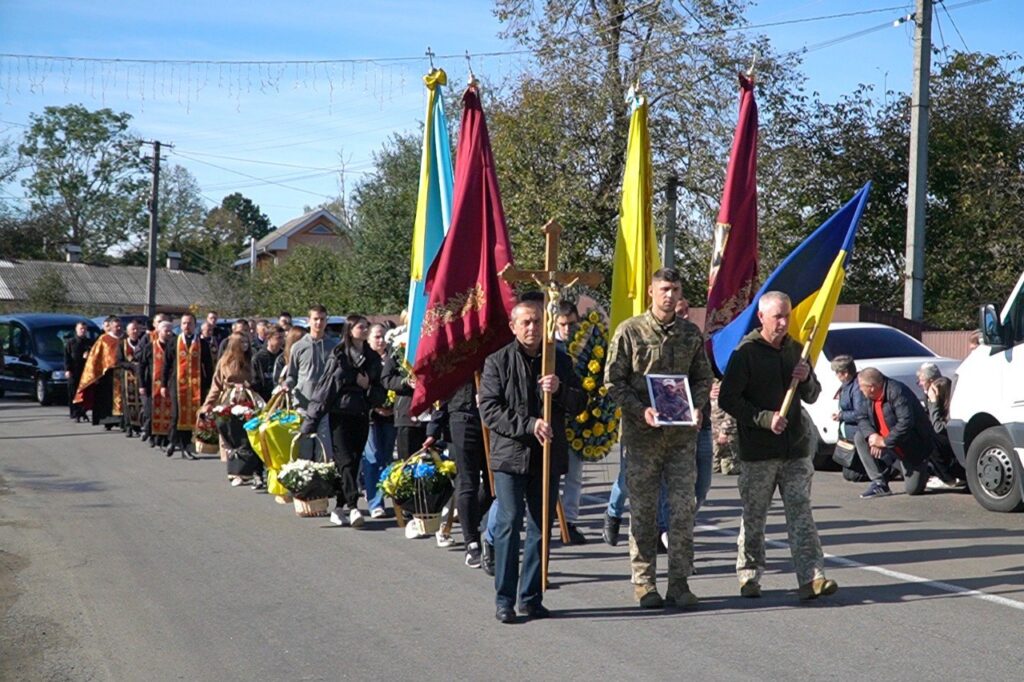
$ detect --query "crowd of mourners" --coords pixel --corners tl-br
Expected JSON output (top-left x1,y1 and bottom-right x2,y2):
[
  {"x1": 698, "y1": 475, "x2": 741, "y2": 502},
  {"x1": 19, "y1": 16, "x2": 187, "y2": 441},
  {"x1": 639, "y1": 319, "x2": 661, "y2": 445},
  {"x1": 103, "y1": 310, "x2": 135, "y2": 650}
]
[{"x1": 59, "y1": 267, "x2": 968, "y2": 623}]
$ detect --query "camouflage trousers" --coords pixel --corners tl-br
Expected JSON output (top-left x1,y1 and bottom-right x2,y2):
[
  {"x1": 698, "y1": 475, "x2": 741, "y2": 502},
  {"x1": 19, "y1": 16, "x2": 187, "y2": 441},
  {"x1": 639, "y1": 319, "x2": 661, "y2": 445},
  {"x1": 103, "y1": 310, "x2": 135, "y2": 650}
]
[
  {"x1": 736, "y1": 455, "x2": 825, "y2": 587},
  {"x1": 625, "y1": 431, "x2": 697, "y2": 591},
  {"x1": 713, "y1": 439, "x2": 740, "y2": 475}
]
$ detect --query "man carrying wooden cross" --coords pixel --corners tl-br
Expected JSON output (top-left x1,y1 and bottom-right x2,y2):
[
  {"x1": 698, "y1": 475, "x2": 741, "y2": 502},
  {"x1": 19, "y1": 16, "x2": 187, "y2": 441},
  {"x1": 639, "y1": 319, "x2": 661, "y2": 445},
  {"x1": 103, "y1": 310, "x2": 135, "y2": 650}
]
[{"x1": 479, "y1": 298, "x2": 585, "y2": 624}]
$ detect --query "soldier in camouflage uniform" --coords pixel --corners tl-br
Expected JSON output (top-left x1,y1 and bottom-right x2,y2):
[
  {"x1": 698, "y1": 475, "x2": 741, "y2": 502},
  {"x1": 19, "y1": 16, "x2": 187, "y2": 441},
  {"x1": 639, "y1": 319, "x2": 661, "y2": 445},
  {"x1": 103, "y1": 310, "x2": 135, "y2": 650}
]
[
  {"x1": 718, "y1": 291, "x2": 838, "y2": 601},
  {"x1": 605, "y1": 268, "x2": 713, "y2": 609},
  {"x1": 710, "y1": 380, "x2": 740, "y2": 475}
]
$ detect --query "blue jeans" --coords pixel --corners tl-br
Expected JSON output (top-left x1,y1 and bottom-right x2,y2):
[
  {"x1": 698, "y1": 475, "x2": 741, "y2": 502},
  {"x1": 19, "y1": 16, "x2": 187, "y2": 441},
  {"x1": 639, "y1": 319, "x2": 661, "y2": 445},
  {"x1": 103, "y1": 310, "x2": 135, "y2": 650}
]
[
  {"x1": 492, "y1": 469, "x2": 556, "y2": 609},
  {"x1": 695, "y1": 420, "x2": 713, "y2": 511},
  {"x1": 606, "y1": 446, "x2": 670, "y2": 531},
  {"x1": 560, "y1": 451, "x2": 584, "y2": 523},
  {"x1": 362, "y1": 419, "x2": 396, "y2": 511}
]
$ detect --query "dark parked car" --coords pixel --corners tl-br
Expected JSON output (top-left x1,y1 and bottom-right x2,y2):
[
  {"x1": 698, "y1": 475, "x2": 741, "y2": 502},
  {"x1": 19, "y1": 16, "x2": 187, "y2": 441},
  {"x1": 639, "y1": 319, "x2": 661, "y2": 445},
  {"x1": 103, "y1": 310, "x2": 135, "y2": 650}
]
[{"x1": 0, "y1": 313, "x2": 101, "y2": 405}]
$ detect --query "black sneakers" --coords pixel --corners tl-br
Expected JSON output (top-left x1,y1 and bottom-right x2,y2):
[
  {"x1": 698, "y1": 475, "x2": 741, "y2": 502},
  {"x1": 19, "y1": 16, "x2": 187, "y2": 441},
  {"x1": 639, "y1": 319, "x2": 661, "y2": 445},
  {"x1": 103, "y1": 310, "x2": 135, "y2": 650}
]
[
  {"x1": 565, "y1": 523, "x2": 587, "y2": 546},
  {"x1": 482, "y1": 541, "x2": 495, "y2": 576},
  {"x1": 465, "y1": 542, "x2": 482, "y2": 569},
  {"x1": 602, "y1": 513, "x2": 622, "y2": 546}
]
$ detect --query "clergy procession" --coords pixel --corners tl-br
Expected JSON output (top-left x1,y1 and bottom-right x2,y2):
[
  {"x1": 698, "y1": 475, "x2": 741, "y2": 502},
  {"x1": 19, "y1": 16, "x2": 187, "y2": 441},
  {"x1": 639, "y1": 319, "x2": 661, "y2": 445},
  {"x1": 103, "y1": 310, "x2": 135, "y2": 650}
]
[{"x1": 56, "y1": 71, "x2": 870, "y2": 624}]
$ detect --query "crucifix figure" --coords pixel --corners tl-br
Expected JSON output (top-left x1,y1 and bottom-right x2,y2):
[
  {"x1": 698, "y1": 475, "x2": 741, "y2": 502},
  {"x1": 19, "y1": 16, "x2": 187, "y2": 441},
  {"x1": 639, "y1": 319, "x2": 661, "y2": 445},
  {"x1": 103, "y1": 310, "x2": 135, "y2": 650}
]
[{"x1": 500, "y1": 219, "x2": 604, "y2": 591}]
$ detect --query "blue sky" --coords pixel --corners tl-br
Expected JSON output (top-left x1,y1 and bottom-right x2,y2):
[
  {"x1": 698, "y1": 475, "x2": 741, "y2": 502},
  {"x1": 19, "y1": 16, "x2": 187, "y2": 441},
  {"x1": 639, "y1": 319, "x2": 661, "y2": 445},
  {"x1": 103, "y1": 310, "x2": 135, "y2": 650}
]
[{"x1": 1, "y1": 0, "x2": 1019, "y2": 227}]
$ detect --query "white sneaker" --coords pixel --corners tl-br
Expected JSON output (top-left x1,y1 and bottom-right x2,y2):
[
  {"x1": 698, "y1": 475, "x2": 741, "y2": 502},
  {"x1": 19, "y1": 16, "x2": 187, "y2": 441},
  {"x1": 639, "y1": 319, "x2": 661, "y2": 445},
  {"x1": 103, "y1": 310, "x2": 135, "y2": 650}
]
[
  {"x1": 370, "y1": 507, "x2": 386, "y2": 519},
  {"x1": 229, "y1": 477, "x2": 244, "y2": 487},
  {"x1": 405, "y1": 518, "x2": 424, "y2": 539},
  {"x1": 436, "y1": 531, "x2": 454, "y2": 548},
  {"x1": 329, "y1": 509, "x2": 346, "y2": 526},
  {"x1": 660, "y1": 531, "x2": 669, "y2": 549},
  {"x1": 349, "y1": 508, "x2": 365, "y2": 528},
  {"x1": 926, "y1": 476, "x2": 959, "y2": 491}
]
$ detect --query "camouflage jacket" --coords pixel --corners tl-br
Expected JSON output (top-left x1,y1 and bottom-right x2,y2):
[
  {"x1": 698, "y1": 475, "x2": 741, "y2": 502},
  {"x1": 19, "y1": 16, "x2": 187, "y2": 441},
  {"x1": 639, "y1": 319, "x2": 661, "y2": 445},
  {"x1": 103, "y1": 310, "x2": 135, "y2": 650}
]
[{"x1": 605, "y1": 310, "x2": 713, "y2": 439}]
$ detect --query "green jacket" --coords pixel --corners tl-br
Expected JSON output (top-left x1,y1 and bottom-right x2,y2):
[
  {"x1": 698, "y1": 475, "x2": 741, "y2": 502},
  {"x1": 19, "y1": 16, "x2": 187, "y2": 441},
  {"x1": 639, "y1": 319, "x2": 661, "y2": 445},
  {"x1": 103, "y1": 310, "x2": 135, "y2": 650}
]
[
  {"x1": 718, "y1": 329, "x2": 821, "y2": 461},
  {"x1": 605, "y1": 310, "x2": 713, "y2": 441}
]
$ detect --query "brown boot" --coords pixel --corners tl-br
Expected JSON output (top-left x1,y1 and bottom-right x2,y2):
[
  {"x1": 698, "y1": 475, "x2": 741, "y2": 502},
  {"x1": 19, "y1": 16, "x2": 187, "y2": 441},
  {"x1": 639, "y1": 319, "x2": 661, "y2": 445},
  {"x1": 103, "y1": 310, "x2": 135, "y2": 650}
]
[
  {"x1": 664, "y1": 581, "x2": 699, "y2": 609},
  {"x1": 740, "y1": 580, "x2": 762, "y2": 598},
  {"x1": 635, "y1": 584, "x2": 664, "y2": 609},
  {"x1": 798, "y1": 577, "x2": 838, "y2": 601}
]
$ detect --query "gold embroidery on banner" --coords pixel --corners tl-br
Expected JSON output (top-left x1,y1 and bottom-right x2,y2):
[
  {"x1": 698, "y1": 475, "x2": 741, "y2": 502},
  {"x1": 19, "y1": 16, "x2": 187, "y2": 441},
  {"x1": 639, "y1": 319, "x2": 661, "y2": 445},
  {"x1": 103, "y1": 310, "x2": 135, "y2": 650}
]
[
  {"x1": 421, "y1": 284, "x2": 486, "y2": 337},
  {"x1": 705, "y1": 276, "x2": 757, "y2": 335},
  {"x1": 707, "y1": 221, "x2": 732, "y2": 289},
  {"x1": 428, "y1": 328, "x2": 497, "y2": 377}
]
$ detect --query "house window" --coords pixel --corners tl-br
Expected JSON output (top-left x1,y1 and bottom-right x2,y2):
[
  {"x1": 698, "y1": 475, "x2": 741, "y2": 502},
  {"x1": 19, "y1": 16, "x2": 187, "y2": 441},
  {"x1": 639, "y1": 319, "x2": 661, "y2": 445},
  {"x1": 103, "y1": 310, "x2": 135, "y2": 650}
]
[{"x1": 308, "y1": 225, "x2": 333, "y2": 235}]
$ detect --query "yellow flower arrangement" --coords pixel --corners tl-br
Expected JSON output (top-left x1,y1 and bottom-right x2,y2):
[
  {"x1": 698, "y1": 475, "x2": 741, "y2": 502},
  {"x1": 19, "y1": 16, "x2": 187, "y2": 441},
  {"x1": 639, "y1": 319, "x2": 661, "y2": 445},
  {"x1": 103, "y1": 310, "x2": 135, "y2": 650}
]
[{"x1": 564, "y1": 309, "x2": 619, "y2": 462}]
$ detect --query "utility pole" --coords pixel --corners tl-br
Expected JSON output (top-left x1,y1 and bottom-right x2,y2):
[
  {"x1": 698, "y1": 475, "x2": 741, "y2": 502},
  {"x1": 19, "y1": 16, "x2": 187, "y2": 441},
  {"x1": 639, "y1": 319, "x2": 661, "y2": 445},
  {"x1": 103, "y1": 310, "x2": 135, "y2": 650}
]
[
  {"x1": 662, "y1": 174, "x2": 678, "y2": 268},
  {"x1": 903, "y1": 0, "x2": 932, "y2": 321},
  {"x1": 142, "y1": 140, "x2": 171, "y2": 318}
]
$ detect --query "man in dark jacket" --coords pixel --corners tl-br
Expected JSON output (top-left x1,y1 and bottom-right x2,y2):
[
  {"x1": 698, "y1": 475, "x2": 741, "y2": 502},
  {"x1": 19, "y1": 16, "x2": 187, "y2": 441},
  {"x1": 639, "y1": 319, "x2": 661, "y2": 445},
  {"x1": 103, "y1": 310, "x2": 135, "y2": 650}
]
[
  {"x1": 719, "y1": 291, "x2": 838, "y2": 602},
  {"x1": 252, "y1": 329, "x2": 283, "y2": 401},
  {"x1": 479, "y1": 300, "x2": 585, "y2": 624},
  {"x1": 64, "y1": 321, "x2": 94, "y2": 422},
  {"x1": 855, "y1": 367, "x2": 933, "y2": 498}
]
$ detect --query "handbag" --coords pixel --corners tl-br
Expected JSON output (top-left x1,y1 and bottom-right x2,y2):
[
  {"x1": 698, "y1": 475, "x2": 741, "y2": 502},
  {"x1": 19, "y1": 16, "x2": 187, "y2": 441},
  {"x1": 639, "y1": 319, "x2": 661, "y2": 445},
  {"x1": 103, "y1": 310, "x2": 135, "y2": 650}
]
[{"x1": 832, "y1": 439, "x2": 857, "y2": 469}]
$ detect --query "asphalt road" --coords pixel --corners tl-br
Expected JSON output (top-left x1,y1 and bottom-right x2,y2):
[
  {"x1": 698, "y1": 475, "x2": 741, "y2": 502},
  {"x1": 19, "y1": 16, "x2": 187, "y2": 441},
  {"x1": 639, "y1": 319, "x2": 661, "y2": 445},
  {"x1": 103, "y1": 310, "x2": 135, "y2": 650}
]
[{"x1": 2, "y1": 396, "x2": 1023, "y2": 681}]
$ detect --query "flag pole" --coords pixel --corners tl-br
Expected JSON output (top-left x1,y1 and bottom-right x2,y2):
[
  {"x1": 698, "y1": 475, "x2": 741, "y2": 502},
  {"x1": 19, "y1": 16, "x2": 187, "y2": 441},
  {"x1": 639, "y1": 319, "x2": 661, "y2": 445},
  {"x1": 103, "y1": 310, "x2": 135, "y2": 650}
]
[{"x1": 778, "y1": 318, "x2": 820, "y2": 416}]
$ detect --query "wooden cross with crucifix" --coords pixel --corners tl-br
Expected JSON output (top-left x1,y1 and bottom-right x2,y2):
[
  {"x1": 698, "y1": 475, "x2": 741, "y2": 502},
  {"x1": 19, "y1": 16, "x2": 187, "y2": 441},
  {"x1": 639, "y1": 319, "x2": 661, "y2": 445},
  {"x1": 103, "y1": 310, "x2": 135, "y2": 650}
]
[{"x1": 500, "y1": 219, "x2": 604, "y2": 591}]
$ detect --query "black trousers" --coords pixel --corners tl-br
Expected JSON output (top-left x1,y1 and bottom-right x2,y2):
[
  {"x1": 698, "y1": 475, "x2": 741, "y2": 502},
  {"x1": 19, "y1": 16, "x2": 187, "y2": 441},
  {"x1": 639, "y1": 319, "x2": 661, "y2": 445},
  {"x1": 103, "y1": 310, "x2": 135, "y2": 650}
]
[
  {"x1": 330, "y1": 412, "x2": 370, "y2": 508},
  {"x1": 451, "y1": 418, "x2": 493, "y2": 546},
  {"x1": 91, "y1": 373, "x2": 116, "y2": 426},
  {"x1": 396, "y1": 423, "x2": 427, "y2": 459},
  {"x1": 68, "y1": 372, "x2": 84, "y2": 418}
]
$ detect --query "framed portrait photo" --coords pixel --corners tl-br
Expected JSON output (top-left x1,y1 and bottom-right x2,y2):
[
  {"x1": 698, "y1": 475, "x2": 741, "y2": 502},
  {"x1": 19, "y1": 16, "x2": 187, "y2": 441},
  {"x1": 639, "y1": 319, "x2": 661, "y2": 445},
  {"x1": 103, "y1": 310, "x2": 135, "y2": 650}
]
[{"x1": 646, "y1": 374, "x2": 696, "y2": 426}]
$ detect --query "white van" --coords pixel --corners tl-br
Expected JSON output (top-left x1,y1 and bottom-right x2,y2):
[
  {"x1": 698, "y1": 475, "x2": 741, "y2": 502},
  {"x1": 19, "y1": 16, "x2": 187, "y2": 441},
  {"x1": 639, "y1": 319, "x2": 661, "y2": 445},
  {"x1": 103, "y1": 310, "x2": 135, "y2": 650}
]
[{"x1": 947, "y1": 271, "x2": 1024, "y2": 512}]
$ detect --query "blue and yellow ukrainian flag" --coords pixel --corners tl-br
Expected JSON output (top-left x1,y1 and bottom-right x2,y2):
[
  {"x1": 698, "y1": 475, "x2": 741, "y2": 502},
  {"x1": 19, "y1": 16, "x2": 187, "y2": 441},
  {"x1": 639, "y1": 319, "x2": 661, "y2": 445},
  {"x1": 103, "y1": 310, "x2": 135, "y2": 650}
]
[
  {"x1": 405, "y1": 69, "x2": 454, "y2": 365},
  {"x1": 710, "y1": 182, "x2": 872, "y2": 374}
]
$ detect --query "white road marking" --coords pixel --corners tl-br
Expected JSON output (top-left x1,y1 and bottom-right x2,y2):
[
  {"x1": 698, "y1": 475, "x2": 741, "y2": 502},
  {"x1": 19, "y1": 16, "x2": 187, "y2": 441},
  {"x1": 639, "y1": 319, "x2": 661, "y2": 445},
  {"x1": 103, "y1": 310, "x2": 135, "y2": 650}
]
[{"x1": 580, "y1": 493, "x2": 1024, "y2": 611}]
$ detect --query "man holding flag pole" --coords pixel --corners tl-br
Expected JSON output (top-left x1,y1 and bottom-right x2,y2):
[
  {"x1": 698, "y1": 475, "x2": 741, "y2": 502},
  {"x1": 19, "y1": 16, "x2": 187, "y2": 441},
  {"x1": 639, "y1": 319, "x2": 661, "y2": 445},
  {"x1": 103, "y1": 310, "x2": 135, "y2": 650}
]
[{"x1": 716, "y1": 182, "x2": 871, "y2": 601}]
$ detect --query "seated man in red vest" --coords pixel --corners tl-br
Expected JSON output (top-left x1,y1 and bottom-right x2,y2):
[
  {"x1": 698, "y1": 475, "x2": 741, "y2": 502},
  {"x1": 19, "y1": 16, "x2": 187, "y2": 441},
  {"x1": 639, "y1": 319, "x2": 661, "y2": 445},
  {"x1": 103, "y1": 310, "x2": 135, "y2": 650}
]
[{"x1": 854, "y1": 368, "x2": 933, "y2": 498}]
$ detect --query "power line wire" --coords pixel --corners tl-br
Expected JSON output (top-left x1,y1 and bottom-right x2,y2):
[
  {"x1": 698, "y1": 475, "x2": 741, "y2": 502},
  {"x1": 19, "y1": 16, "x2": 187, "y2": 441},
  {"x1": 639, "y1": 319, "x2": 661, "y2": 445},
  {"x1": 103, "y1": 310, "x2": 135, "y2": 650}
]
[
  {"x1": 170, "y1": 150, "x2": 337, "y2": 199},
  {"x1": 938, "y1": 0, "x2": 972, "y2": 51},
  {"x1": 0, "y1": 3, "x2": 968, "y2": 68}
]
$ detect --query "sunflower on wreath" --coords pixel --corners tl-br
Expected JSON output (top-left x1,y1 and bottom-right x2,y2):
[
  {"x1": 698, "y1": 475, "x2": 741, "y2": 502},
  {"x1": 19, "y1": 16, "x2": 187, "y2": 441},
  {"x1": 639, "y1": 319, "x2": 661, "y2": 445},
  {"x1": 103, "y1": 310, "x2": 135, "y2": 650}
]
[{"x1": 565, "y1": 310, "x2": 620, "y2": 462}]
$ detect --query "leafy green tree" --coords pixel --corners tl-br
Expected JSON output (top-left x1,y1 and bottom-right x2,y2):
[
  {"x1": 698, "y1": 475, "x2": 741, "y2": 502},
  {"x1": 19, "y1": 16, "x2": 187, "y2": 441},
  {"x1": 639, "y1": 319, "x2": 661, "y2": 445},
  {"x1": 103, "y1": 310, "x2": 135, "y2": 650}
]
[
  {"x1": 247, "y1": 245, "x2": 351, "y2": 316},
  {"x1": 757, "y1": 51, "x2": 1024, "y2": 328},
  {"x1": 119, "y1": 163, "x2": 210, "y2": 268},
  {"x1": 18, "y1": 104, "x2": 148, "y2": 259},
  {"x1": 0, "y1": 204, "x2": 65, "y2": 261},
  {"x1": 221, "y1": 192, "x2": 273, "y2": 240},
  {"x1": 342, "y1": 132, "x2": 421, "y2": 314},
  {"x1": 490, "y1": 0, "x2": 798, "y2": 299},
  {"x1": 26, "y1": 270, "x2": 69, "y2": 312}
]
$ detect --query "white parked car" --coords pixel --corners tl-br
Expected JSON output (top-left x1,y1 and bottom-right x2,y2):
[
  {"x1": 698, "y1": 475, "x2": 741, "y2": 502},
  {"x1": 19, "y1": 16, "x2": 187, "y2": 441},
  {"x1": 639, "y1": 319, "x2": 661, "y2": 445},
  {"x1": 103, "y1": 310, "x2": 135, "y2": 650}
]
[{"x1": 804, "y1": 322, "x2": 961, "y2": 454}]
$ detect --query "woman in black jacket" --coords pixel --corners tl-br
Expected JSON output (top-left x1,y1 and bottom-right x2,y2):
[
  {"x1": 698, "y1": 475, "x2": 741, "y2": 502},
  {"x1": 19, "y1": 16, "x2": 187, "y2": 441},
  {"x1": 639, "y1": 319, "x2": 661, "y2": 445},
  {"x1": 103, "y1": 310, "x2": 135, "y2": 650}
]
[{"x1": 303, "y1": 315, "x2": 385, "y2": 528}]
